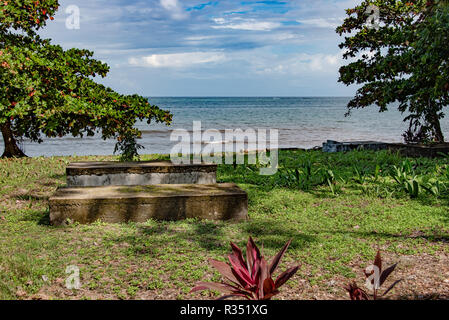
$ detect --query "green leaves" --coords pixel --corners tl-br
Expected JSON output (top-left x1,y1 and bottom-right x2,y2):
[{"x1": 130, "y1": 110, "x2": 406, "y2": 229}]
[
  {"x1": 0, "y1": 0, "x2": 59, "y2": 35},
  {"x1": 337, "y1": 0, "x2": 448, "y2": 143},
  {"x1": 389, "y1": 158, "x2": 449, "y2": 198},
  {"x1": 1, "y1": 2, "x2": 172, "y2": 159}
]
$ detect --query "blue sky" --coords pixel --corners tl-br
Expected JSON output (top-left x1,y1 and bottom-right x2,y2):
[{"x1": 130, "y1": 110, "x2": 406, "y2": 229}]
[{"x1": 40, "y1": 0, "x2": 361, "y2": 96}]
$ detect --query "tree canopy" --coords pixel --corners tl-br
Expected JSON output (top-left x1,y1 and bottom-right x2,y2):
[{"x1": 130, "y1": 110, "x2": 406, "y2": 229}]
[
  {"x1": 337, "y1": 0, "x2": 448, "y2": 143},
  {"x1": 0, "y1": 0, "x2": 172, "y2": 159}
]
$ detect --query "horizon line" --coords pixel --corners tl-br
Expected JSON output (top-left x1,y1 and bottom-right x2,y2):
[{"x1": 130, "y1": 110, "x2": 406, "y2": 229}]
[{"x1": 145, "y1": 96, "x2": 353, "y2": 98}]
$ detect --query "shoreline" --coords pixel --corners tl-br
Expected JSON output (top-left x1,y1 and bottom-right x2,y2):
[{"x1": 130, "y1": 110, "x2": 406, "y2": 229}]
[{"x1": 2, "y1": 141, "x2": 448, "y2": 160}]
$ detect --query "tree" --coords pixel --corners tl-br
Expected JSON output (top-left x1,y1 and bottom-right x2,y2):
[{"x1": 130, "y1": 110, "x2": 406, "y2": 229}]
[
  {"x1": 0, "y1": 1, "x2": 172, "y2": 159},
  {"x1": 337, "y1": 0, "x2": 448, "y2": 144}
]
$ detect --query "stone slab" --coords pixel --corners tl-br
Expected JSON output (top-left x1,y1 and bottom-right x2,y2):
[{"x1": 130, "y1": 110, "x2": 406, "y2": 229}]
[
  {"x1": 388, "y1": 143, "x2": 449, "y2": 158},
  {"x1": 322, "y1": 140, "x2": 449, "y2": 158},
  {"x1": 66, "y1": 161, "x2": 217, "y2": 187},
  {"x1": 49, "y1": 183, "x2": 248, "y2": 225},
  {"x1": 322, "y1": 140, "x2": 389, "y2": 153}
]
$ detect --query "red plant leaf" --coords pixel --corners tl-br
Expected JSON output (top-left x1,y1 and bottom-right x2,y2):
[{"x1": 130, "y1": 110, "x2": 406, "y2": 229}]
[
  {"x1": 209, "y1": 259, "x2": 239, "y2": 285},
  {"x1": 379, "y1": 263, "x2": 397, "y2": 287},
  {"x1": 230, "y1": 241, "x2": 248, "y2": 271},
  {"x1": 190, "y1": 282, "x2": 234, "y2": 294},
  {"x1": 250, "y1": 257, "x2": 261, "y2": 283},
  {"x1": 262, "y1": 278, "x2": 279, "y2": 300},
  {"x1": 230, "y1": 266, "x2": 252, "y2": 289},
  {"x1": 263, "y1": 278, "x2": 276, "y2": 295},
  {"x1": 374, "y1": 250, "x2": 382, "y2": 273},
  {"x1": 269, "y1": 239, "x2": 292, "y2": 275},
  {"x1": 262, "y1": 292, "x2": 278, "y2": 300},
  {"x1": 274, "y1": 265, "x2": 299, "y2": 289},
  {"x1": 229, "y1": 254, "x2": 253, "y2": 288},
  {"x1": 246, "y1": 237, "x2": 261, "y2": 278},
  {"x1": 344, "y1": 282, "x2": 369, "y2": 300},
  {"x1": 258, "y1": 257, "x2": 268, "y2": 299},
  {"x1": 191, "y1": 237, "x2": 299, "y2": 301}
]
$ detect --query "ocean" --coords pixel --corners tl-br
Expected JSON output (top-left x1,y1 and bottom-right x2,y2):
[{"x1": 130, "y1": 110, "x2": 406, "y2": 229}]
[{"x1": 2, "y1": 97, "x2": 448, "y2": 157}]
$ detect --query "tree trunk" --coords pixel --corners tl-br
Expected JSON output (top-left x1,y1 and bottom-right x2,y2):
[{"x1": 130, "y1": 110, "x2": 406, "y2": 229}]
[
  {"x1": 1, "y1": 121, "x2": 27, "y2": 158},
  {"x1": 429, "y1": 111, "x2": 445, "y2": 143}
]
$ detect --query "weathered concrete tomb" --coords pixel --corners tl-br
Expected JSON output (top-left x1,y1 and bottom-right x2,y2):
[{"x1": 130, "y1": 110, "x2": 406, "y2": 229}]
[
  {"x1": 322, "y1": 140, "x2": 389, "y2": 153},
  {"x1": 66, "y1": 161, "x2": 217, "y2": 187},
  {"x1": 387, "y1": 143, "x2": 449, "y2": 158},
  {"x1": 322, "y1": 140, "x2": 449, "y2": 158},
  {"x1": 49, "y1": 183, "x2": 248, "y2": 225}
]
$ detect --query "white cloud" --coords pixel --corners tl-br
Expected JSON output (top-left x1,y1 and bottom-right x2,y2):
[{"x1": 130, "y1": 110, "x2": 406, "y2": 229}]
[
  {"x1": 128, "y1": 49, "x2": 343, "y2": 75},
  {"x1": 246, "y1": 52, "x2": 343, "y2": 75},
  {"x1": 273, "y1": 33, "x2": 297, "y2": 41},
  {"x1": 297, "y1": 18, "x2": 343, "y2": 29},
  {"x1": 212, "y1": 17, "x2": 281, "y2": 31},
  {"x1": 184, "y1": 35, "x2": 217, "y2": 41},
  {"x1": 160, "y1": 0, "x2": 187, "y2": 20},
  {"x1": 129, "y1": 52, "x2": 226, "y2": 68},
  {"x1": 124, "y1": 5, "x2": 153, "y2": 15},
  {"x1": 308, "y1": 53, "x2": 340, "y2": 71}
]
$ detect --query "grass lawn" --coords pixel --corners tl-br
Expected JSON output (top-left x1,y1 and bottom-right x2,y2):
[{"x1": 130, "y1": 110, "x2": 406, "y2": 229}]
[{"x1": 0, "y1": 149, "x2": 448, "y2": 300}]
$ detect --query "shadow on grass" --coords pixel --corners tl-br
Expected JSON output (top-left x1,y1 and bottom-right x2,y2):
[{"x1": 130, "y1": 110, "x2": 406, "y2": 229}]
[
  {"x1": 309, "y1": 229, "x2": 449, "y2": 243},
  {"x1": 242, "y1": 219, "x2": 316, "y2": 251},
  {"x1": 110, "y1": 218, "x2": 316, "y2": 257},
  {"x1": 14, "y1": 194, "x2": 49, "y2": 201},
  {"x1": 20, "y1": 209, "x2": 50, "y2": 225},
  {"x1": 48, "y1": 173, "x2": 66, "y2": 180}
]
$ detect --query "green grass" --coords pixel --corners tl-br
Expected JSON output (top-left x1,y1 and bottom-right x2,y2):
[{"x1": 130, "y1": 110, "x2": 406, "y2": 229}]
[{"x1": 0, "y1": 150, "x2": 448, "y2": 300}]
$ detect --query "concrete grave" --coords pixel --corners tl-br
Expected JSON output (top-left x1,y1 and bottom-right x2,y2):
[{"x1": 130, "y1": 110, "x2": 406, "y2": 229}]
[
  {"x1": 387, "y1": 143, "x2": 449, "y2": 158},
  {"x1": 49, "y1": 183, "x2": 248, "y2": 225},
  {"x1": 322, "y1": 140, "x2": 389, "y2": 153},
  {"x1": 66, "y1": 161, "x2": 217, "y2": 187}
]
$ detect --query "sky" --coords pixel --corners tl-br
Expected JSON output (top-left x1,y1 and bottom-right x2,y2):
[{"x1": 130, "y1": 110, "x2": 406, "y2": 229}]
[{"x1": 39, "y1": 0, "x2": 361, "y2": 97}]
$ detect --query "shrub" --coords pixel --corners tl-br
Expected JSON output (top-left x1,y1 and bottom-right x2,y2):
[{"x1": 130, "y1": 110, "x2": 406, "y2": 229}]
[
  {"x1": 345, "y1": 250, "x2": 402, "y2": 300},
  {"x1": 191, "y1": 237, "x2": 299, "y2": 300}
]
